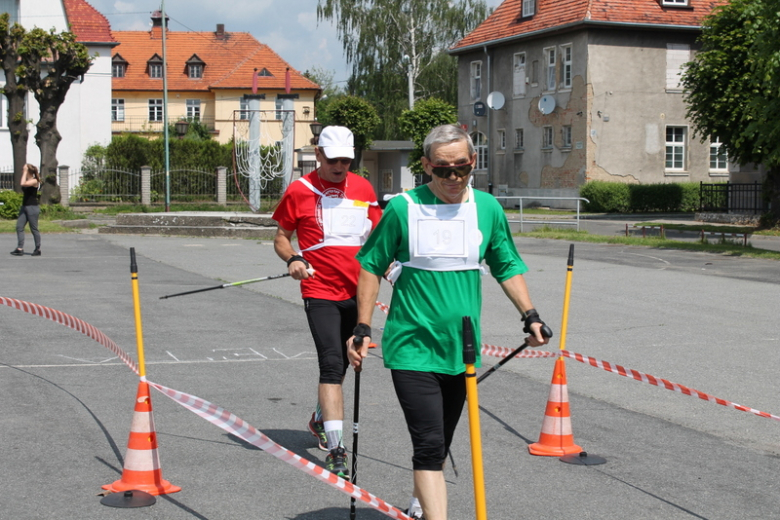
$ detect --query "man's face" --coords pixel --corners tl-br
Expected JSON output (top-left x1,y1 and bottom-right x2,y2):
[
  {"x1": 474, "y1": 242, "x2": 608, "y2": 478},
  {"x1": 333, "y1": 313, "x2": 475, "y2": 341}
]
[
  {"x1": 316, "y1": 147, "x2": 352, "y2": 183},
  {"x1": 422, "y1": 140, "x2": 476, "y2": 203}
]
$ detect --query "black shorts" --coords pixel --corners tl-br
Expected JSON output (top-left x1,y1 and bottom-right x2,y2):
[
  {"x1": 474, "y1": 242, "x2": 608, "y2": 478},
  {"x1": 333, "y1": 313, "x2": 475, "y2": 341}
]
[
  {"x1": 391, "y1": 370, "x2": 467, "y2": 471},
  {"x1": 304, "y1": 297, "x2": 356, "y2": 385}
]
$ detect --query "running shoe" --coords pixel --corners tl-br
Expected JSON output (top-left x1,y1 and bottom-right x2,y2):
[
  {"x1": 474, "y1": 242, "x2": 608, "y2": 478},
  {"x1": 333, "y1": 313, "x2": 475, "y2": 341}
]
[
  {"x1": 403, "y1": 508, "x2": 425, "y2": 519},
  {"x1": 10, "y1": 249, "x2": 23, "y2": 256},
  {"x1": 325, "y1": 446, "x2": 349, "y2": 478},
  {"x1": 308, "y1": 412, "x2": 328, "y2": 451}
]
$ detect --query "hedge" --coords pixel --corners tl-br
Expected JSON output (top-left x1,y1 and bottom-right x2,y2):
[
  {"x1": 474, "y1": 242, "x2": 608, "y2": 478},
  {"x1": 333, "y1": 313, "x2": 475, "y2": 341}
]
[{"x1": 580, "y1": 181, "x2": 699, "y2": 213}]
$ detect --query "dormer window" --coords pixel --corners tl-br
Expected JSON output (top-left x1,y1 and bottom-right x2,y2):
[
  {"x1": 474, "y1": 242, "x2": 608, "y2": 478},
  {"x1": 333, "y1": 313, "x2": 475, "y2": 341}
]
[
  {"x1": 521, "y1": 0, "x2": 535, "y2": 17},
  {"x1": 186, "y1": 54, "x2": 206, "y2": 79},
  {"x1": 661, "y1": 0, "x2": 689, "y2": 6},
  {"x1": 258, "y1": 68, "x2": 273, "y2": 77},
  {"x1": 112, "y1": 54, "x2": 128, "y2": 78},
  {"x1": 147, "y1": 54, "x2": 163, "y2": 79}
]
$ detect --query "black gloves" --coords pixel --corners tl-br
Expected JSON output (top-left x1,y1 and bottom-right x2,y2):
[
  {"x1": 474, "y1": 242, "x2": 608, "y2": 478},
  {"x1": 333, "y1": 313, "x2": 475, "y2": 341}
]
[{"x1": 353, "y1": 323, "x2": 371, "y2": 346}]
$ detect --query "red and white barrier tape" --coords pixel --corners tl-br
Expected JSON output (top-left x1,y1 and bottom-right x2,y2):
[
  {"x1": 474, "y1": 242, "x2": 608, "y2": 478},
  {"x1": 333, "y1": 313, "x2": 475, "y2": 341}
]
[
  {"x1": 0, "y1": 296, "x2": 139, "y2": 375},
  {"x1": 147, "y1": 380, "x2": 411, "y2": 519}
]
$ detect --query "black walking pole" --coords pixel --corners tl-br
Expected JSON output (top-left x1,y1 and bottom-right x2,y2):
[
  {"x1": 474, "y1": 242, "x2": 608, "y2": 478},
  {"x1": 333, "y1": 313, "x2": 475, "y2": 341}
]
[
  {"x1": 349, "y1": 336, "x2": 363, "y2": 520},
  {"x1": 477, "y1": 324, "x2": 553, "y2": 384},
  {"x1": 159, "y1": 271, "x2": 300, "y2": 299}
]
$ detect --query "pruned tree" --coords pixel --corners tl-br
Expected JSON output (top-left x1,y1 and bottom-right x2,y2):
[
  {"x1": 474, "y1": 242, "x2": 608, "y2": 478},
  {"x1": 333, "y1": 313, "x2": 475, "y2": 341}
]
[
  {"x1": 318, "y1": 0, "x2": 489, "y2": 140},
  {"x1": 0, "y1": 14, "x2": 92, "y2": 199},
  {"x1": 319, "y1": 95, "x2": 381, "y2": 168},
  {"x1": 682, "y1": 0, "x2": 780, "y2": 221},
  {"x1": 398, "y1": 97, "x2": 457, "y2": 175}
]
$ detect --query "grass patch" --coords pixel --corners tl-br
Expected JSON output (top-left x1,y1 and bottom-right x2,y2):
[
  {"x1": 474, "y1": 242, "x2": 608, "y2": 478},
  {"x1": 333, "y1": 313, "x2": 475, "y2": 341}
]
[
  {"x1": 520, "y1": 226, "x2": 780, "y2": 260},
  {"x1": 0, "y1": 220, "x2": 80, "y2": 234}
]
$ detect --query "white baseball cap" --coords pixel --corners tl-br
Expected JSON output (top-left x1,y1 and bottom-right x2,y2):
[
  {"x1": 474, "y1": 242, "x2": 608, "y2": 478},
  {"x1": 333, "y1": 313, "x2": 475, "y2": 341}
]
[{"x1": 318, "y1": 126, "x2": 355, "y2": 159}]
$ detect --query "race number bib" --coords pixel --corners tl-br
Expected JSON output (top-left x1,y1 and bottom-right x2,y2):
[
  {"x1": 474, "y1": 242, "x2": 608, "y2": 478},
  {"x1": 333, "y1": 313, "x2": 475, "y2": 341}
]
[
  {"x1": 325, "y1": 205, "x2": 367, "y2": 236},
  {"x1": 416, "y1": 219, "x2": 466, "y2": 257}
]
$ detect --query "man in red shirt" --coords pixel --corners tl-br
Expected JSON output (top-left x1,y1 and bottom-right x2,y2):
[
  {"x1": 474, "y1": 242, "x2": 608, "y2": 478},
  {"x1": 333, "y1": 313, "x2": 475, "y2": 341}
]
[{"x1": 272, "y1": 126, "x2": 382, "y2": 477}]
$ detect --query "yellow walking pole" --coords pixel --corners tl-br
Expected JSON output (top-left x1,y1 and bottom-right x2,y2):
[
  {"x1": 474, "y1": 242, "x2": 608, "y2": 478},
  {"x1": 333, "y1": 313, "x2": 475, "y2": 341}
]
[
  {"x1": 559, "y1": 244, "x2": 574, "y2": 354},
  {"x1": 130, "y1": 247, "x2": 147, "y2": 379},
  {"x1": 462, "y1": 316, "x2": 488, "y2": 520}
]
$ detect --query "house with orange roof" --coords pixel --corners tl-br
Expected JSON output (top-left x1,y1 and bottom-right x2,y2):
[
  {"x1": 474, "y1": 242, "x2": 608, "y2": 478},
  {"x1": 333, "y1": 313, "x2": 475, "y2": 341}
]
[
  {"x1": 0, "y1": 0, "x2": 116, "y2": 179},
  {"x1": 449, "y1": 0, "x2": 752, "y2": 204},
  {"x1": 110, "y1": 12, "x2": 321, "y2": 161}
]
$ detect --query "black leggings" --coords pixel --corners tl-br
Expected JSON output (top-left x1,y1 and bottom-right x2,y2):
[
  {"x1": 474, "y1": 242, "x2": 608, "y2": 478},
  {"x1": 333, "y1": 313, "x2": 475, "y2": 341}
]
[
  {"x1": 391, "y1": 370, "x2": 466, "y2": 471},
  {"x1": 304, "y1": 297, "x2": 356, "y2": 385}
]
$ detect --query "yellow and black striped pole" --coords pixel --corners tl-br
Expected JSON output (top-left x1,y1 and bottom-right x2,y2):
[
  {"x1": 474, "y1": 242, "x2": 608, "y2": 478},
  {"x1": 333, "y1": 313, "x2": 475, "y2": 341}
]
[
  {"x1": 130, "y1": 248, "x2": 147, "y2": 379},
  {"x1": 463, "y1": 316, "x2": 487, "y2": 520}
]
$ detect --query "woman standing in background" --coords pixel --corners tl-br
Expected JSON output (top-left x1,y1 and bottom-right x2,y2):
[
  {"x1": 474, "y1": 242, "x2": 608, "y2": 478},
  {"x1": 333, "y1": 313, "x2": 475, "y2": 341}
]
[{"x1": 10, "y1": 163, "x2": 42, "y2": 257}]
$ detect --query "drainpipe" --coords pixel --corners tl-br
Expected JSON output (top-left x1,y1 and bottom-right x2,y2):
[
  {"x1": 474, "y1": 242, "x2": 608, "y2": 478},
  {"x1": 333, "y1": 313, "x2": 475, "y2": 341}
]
[{"x1": 484, "y1": 45, "x2": 492, "y2": 194}]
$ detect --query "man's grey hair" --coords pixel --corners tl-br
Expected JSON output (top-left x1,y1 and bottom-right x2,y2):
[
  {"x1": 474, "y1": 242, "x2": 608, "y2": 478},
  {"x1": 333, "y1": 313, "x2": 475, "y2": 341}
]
[{"x1": 423, "y1": 124, "x2": 475, "y2": 159}]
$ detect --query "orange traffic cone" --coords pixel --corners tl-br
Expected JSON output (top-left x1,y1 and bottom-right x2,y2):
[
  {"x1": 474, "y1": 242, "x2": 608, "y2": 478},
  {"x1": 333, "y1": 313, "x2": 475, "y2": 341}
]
[
  {"x1": 103, "y1": 380, "x2": 181, "y2": 496},
  {"x1": 528, "y1": 357, "x2": 582, "y2": 456}
]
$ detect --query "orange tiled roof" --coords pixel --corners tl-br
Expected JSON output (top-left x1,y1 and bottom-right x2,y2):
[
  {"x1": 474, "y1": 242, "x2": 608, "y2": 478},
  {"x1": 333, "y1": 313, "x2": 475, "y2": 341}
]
[
  {"x1": 112, "y1": 29, "x2": 321, "y2": 92},
  {"x1": 62, "y1": 0, "x2": 116, "y2": 43},
  {"x1": 452, "y1": 0, "x2": 726, "y2": 51}
]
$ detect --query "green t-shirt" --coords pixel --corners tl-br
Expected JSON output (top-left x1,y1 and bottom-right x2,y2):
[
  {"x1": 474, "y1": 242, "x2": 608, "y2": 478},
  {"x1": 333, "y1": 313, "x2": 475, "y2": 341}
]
[{"x1": 356, "y1": 185, "x2": 528, "y2": 375}]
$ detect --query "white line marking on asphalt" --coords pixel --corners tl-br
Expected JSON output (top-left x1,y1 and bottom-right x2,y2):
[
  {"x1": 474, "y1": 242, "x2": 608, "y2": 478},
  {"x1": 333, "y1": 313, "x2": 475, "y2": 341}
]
[
  {"x1": 273, "y1": 348, "x2": 290, "y2": 359},
  {"x1": 167, "y1": 351, "x2": 180, "y2": 361},
  {"x1": 1, "y1": 356, "x2": 317, "y2": 370},
  {"x1": 57, "y1": 355, "x2": 118, "y2": 364},
  {"x1": 620, "y1": 251, "x2": 671, "y2": 269}
]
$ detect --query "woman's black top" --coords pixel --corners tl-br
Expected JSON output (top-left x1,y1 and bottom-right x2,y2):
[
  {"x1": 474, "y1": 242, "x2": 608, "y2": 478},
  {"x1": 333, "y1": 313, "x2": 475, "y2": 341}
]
[{"x1": 22, "y1": 185, "x2": 40, "y2": 206}]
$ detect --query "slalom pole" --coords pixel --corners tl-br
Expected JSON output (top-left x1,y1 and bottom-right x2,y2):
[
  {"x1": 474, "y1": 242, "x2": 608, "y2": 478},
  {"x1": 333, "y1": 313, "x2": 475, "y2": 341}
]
[
  {"x1": 130, "y1": 248, "x2": 147, "y2": 378},
  {"x1": 159, "y1": 269, "x2": 313, "y2": 299},
  {"x1": 559, "y1": 244, "x2": 575, "y2": 354},
  {"x1": 462, "y1": 316, "x2": 487, "y2": 520},
  {"x1": 350, "y1": 336, "x2": 364, "y2": 520},
  {"x1": 477, "y1": 325, "x2": 553, "y2": 384}
]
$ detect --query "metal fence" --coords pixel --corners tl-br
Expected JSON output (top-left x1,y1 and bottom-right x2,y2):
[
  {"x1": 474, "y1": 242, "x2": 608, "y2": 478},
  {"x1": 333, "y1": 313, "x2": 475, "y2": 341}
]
[
  {"x1": 0, "y1": 167, "x2": 13, "y2": 190},
  {"x1": 70, "y1": 169, "x2": 141, "y2": 202},
  {"x1": 150, "y1": 168, "x2": 217, "y2": 202},
  {"x1": 700, "y1": 181, "x2": 766, "y2": 215}
]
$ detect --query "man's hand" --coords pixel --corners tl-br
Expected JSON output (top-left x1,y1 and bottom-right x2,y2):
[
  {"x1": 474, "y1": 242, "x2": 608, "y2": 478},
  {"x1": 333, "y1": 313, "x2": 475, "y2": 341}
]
[
  {"x1": 347, "y1": 323, "x2": 371, "y2": 371},
  {"x1": 524, "y1": 309, "x2": 552, "y2": 347},
  {"x1": 287, "y1": 255, "x2": 313, "y2": 280}
]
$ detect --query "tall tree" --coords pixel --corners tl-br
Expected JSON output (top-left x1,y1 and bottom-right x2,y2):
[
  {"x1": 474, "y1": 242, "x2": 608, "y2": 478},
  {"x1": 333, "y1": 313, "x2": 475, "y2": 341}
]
[
  {"x1": 319, "y1": 95, "x2": 380, "y2": 168},
  {"x1": 0, "y1": 14, "x2": 92, "y2": 197},
  {"x1": 318, "y1": 0, "x2": 489, "y2": 140},
  {"x1": 397, "y1": 97, "x2": 457, "y2": 175},
  {"x1": 682, "y1": 0, "x2": 780, "y2": 220},
  {"x1": 0, "y1": 13, "x2": 29, "y2": 192}
]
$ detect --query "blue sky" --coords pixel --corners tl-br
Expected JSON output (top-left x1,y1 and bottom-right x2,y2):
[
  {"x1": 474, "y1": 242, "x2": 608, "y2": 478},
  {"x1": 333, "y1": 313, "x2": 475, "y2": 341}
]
[{"x1": 86, "y1": 0, "x2": 502, "y2": 87}]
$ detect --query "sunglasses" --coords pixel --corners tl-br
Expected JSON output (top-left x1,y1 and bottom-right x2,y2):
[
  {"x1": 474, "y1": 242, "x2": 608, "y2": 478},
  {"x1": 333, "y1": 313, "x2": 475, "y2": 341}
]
[
  {"x1": 429, "y1": 158, "x2": 475, "y2": 178},
  {"x1": 325, "y1": 157, "x2": 352, "y2": 166}
]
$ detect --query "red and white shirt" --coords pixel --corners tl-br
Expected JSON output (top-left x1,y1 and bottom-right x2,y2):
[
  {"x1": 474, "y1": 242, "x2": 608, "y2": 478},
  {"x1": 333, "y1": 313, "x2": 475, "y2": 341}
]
[{"x1": 272, "y1": 170, "x2": 382, "y2": 300}]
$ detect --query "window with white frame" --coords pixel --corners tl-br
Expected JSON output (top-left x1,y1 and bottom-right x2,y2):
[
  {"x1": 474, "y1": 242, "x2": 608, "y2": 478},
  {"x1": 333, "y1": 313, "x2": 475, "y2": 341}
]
[
  {"x1": 111, "y1": 99, "x2": 125, "y2": 122},
  {"x1": 560, "y1": 44, "x2": 572, "y2": 89},
  {"x1": 189, "y1": 64, "x2": 203, "y2": 79},
  {"x1": 498, "y1": 129, "x2": 506, "y2": 150},
  {"x1": 661, "y1": 0, "x2": 689, "y2": 6},
  {"x1": 148, "y1": 99, "x2": 163, "y2": 122},
  {"x1": 381, "y1": 169, "x2": 393, "y2": 192},
  {"x1": 513, "y1": 53, "x2": 526, "y2": 97},
  {"x1": 666, "y1": 43, "x2": 690, "y2": 91},
  {"x1": 515, "y1": 128, "x2": 524, "y2": 150},
  {"x1": 186, "y1": 99, "x2": 201, "y2": 119},
  {"x1": 275, "y1": 98, "x2": 283, "y2": 120},
  {"x1": 710, "y1": 137, "x2": 728, "y2": 171},
  {"x1": 665, "y1": 126, "x2": 687, "y2": 170},
  {"x1": 470, "y1": 61, "x2": 482, "y2": 101},
  {"x1": 544, "y1": 47, "x2": 556, "y2": 91},
  {"x1": 239, "y1": 98, "x2": 249, "y2": 120},
  {"x1": 471, "y1": 132, "x2": 488, "y2": 170},
  {"x1": 522, "y1": 0, "x2": 535, "y2": 17},
  {"x1": 112, "y1": 63, "x2": 126, "y2": 78},
  {"x1": 149, "y1": 63, "x2": 162, "y2": 79},
  {"x1": 542, "y1": 126, "x2": 553, "y2": 149},
  {"x1": 561, "y1": 125, "x2": 572, "y2": 148},
  {"x1": 0, "y1": 0, "x2": 20, "y2": 24}
]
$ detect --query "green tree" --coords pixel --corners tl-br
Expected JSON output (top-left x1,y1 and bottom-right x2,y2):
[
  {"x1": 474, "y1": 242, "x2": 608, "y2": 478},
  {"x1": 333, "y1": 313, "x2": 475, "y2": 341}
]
[
  {"x1": 397, "y1": 97, "x2": 457, "y2": 174},
  {"x1": 0, "y1": 14, "x2": 92, "y2": 198},
  {"x1": 318, "y1": 0, "x2": 489, "y2": 140},
  {"x1": 682, "y1": 0, "x2": 780, "y2": 220},
  {"x1": 304, "y1": 65, "x2": 345, "y2": 118},
  {"x1": 319, "y1": 95, "x2": 380, "y2": 167}
]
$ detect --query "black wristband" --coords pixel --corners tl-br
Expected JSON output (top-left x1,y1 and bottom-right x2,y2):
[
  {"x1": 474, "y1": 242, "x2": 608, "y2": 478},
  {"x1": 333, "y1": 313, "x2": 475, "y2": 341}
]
[
  {"x1": 523, "y1": 308, "x2": 544, "y2": 334},
  {"x1": 353, "y1": 323, "x2": 371, "y2": 346},
  {"x1": 286, "y1": 254, "x2": 309, "y2": 268}
]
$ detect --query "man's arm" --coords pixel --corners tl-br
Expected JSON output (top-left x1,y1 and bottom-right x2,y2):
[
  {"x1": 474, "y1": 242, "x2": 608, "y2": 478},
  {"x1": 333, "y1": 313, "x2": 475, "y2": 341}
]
[
  {"x1": 347, "y1": 268, "x2": 382, "y2": 369},
  {"x1": 273, "y1": 226, "x2": 311, "y2": 280},
  {"x1": 499, "y1": 274, "x2": 550, "y2": 347}
]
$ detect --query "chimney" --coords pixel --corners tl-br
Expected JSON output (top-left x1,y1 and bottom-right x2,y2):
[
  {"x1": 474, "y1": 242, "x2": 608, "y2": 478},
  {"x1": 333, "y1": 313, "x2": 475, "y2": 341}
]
[
  {"x1": 150, "y1": 10, "x2": 170, "y2": 38},
  {"x1": 215, "y1": 24, "x2": 225, "y2": 39}
]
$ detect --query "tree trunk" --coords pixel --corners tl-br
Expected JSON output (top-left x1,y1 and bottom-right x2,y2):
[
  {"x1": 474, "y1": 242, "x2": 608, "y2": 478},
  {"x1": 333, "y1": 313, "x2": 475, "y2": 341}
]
[
  {"x1": 35, "y1": 95, "x2": 62, "y2": 204},
  {"x1": 8, "y1": 93, "x2": 28, "y2": 192}
]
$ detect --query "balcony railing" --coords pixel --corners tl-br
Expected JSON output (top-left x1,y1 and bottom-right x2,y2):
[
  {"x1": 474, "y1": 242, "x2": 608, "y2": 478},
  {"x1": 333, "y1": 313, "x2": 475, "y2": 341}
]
[{"x1": 111, "y1": 115, "x2": 216, "y2": 134}]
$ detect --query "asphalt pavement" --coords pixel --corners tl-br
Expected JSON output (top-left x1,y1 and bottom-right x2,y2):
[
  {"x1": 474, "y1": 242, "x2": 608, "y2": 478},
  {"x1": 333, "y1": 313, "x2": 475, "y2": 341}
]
[{"x1": 2, "y1": 228, "x2": 780, "y2": 520}]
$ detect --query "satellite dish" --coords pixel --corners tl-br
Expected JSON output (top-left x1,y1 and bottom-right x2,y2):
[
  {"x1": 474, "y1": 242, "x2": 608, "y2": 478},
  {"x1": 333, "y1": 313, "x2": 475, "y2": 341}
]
[
  {"x1": 538, "y1": 95, "x2": 556, "y2": 115},
  {"x1": 486, "y1": 91, "x2": 505, "y2": 110}
]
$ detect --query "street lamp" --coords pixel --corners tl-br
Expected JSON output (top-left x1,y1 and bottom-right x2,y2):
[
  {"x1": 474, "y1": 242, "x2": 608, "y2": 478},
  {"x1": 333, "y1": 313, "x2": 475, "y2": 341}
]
[
  {"x1": 175, "y1": 119, "x2": 190, "y2": 139},
  {"x1": 310, "y1": 121, "x2": 323, "y2": 145}
]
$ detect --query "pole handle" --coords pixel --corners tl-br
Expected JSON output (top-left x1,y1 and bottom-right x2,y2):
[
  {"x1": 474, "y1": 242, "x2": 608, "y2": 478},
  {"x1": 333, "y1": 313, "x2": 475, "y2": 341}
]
[{"x1": 462, "y1": 316, "x2": 476, "y2": 365}]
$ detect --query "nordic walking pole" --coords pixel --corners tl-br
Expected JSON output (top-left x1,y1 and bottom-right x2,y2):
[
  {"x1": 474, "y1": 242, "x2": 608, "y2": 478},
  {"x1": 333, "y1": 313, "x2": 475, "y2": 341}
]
[
  {"x1": 130, "y1": 248, "x2": 147, "y2": 378},
  {"x1": 477, "y1": 324, "x2": 553, "y2": 384},
  {"x1": 159, "y1": 269, "x2": 313, "y2": 299},
  {"x1": 559, "y1": 244, "x2": 575, "y2": 353},
  {"x1": 463, "y1": 316, "x2": 488, "y2": 520},
  {"x1": 349, "y1": 335, "x2": 364, "y2": 520}
]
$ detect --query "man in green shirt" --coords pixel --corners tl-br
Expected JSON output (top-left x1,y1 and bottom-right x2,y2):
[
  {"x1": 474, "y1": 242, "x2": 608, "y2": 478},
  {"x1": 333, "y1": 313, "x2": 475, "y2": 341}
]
[{"x1": 348, "y1": 125, "x2": 550, "y2": 520}]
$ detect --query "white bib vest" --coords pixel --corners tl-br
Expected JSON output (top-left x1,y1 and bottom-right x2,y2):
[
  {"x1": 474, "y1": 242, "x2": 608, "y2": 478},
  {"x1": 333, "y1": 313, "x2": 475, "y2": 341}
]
[
  {"x1": 387, "y1": 187, "x2": 485, "y2": 283},
  {"x1": 298, "y1": 178, "x2": 373, "y2": 253}
]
